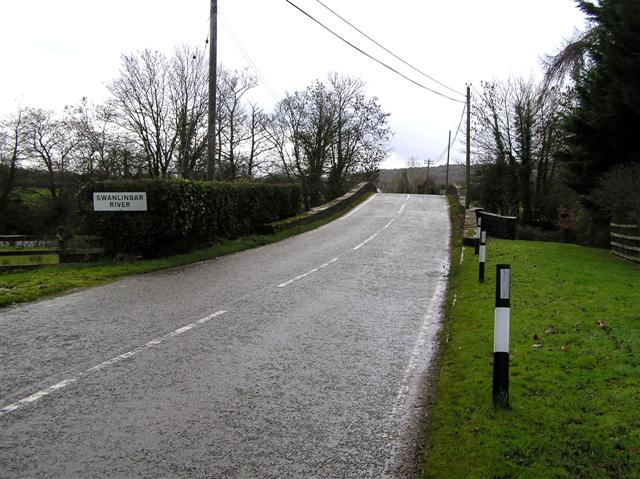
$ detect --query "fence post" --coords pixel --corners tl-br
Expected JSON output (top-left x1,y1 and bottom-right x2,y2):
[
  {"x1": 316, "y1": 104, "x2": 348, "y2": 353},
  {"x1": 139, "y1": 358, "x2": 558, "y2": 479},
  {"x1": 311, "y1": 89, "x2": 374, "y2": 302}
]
[
  {"x1": 493, "y1": 264, "x2": 511, "y2": 408},
  {"x1": 475, "y1": 215, "x2": 482, "y2": 255},
  {"x1": 479, "y1": 228, "x2": 487, "y2": 282}
]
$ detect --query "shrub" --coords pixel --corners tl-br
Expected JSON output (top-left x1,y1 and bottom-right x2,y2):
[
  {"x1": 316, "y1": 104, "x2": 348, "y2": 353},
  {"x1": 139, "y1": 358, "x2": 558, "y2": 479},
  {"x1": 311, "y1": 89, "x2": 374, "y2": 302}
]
[
  {"x1": 590, "y1": 163, "x2": 640, "y2": 225},
  {"x1": 78, "y1": 179, "x2": 302, "y2": 257}
]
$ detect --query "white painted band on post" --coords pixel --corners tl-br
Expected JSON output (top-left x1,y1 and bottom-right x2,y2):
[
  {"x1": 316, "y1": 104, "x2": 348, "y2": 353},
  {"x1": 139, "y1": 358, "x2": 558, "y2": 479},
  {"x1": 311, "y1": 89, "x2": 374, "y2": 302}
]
[
  {"x1": 494, "y1": 307, "x2": 510, "y2": 353},
  {"x1": 499, "y1": 268, "x2": 511, "y2": 299},
  {"x1": 479, "y1": 246, "x2": 486, "y2": 262},
  {"x1": 476, "y1": 226, "x2": 480, "y2": 238},
  {"x1": 481, "y1": 230, "x2": 487, "y2": 242}
]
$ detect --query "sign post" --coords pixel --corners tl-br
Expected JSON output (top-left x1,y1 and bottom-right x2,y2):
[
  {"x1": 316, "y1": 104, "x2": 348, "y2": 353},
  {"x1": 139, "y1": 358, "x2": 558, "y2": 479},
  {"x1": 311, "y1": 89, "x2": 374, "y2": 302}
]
[
  {"x1": 475, "y1": 215, "x2": 482, "y2": 255},
  {"x1": 493, "y1": 264, "x2": 511, "y2": 408},
  {"x1": 479, "y1": 228, "x2": 487, "y2": 282}
]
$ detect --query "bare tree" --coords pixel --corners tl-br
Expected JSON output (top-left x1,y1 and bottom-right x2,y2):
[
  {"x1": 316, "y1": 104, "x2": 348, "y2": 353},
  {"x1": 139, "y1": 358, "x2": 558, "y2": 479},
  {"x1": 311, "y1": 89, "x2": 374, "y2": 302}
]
[
  {"x1": 243, "y1": 102, "x2": 271, "y2": 179},
  {"x1": 324, "y1": 74, "x2": 390, "y2": 197},
  {"x1": 108, "y1": 50, "x2": 178, "y2": 177},
  {"x1": 298, "y1": 80, "x2": 337, "y2": 206},
  {"x1": 473, "y1": 78, "x2": 568, "y2": 224},
  {"x1": 267, "y1": 89, "x2": 313, "y2": 207},
  {"x1": 24, "y1": 108, "x2": 79, "y2": 202},
  {"x1": 0, "y1": 109, "x2": 27, "y2": 216},
  {"x1": 268, "y1": 75, "x2": 390, "y2": 208},
  {"x1": 67, "y1": 98, "x2": 133, "y2": 178},
  {"x1": 170, "y1": 45, "x2": 208, "y2": 179},
  {"x1": 217, "y1": 68, "x2": 257, "y2": 180}
]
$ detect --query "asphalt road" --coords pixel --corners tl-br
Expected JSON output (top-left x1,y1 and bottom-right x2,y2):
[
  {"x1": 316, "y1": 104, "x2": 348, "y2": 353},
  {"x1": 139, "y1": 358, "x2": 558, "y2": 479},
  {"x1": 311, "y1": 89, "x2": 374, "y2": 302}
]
[{"x1": 0, "y1": 193, "x2": 450, "y2": 478}]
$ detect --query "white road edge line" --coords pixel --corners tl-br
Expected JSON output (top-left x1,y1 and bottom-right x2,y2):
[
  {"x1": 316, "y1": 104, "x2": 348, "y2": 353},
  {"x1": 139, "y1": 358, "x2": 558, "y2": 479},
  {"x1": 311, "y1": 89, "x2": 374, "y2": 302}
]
[
  {"x1": 390, "y1": 260, "x2": 449, "y2": 419},
  {"x1": 381, "y1": 259, "x2": 450, "y2": 476},
  {"x1": 398, "y1": 194, "x2": 410, "y2": 214},
  {"x1": 0, "y1": 310, "x2": 227, "y2": 416}
]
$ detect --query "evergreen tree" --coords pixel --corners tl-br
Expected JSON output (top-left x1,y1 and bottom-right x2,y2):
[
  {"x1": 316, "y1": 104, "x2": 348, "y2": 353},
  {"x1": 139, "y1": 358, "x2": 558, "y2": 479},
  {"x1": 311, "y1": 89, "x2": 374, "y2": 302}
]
[{"x1": 561, "y1": 0, "x2": 640, "y2": 196}]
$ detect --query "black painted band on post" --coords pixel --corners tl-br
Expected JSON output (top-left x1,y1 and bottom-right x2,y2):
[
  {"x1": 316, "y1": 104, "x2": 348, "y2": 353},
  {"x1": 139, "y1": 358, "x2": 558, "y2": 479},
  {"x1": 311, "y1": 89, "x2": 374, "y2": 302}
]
[
  {"x1": 492, "y1": 352, "x2": 509, "y2": 406},
  {"x1": 479, "y1": 228, "x2": 487, "y2": 282},
  {"x1": 493, "y1": 264, "x2": 511, "y2": 408},
  {"x1": 475, "y1": 215, "x2": 482, "y2": 255}
]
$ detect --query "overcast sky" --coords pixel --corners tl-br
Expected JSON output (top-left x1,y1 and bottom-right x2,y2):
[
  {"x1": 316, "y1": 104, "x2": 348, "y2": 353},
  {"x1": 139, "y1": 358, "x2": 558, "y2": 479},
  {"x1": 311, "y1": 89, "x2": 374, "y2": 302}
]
[{"x1": 0, "y1": 0, "x2": 586, "y2": 169}]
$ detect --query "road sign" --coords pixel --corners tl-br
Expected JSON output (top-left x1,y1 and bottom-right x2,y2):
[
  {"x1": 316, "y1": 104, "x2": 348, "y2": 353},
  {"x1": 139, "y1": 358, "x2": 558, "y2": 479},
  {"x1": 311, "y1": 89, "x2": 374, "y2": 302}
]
[{"x1": 93, "y1": 192, "x2": 147, "y2": 211}]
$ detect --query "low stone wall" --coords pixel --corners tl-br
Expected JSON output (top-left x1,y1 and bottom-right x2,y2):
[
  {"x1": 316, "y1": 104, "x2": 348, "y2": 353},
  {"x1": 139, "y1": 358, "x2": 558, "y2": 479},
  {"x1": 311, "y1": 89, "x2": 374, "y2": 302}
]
[
  {"x1": 261, "y1": 182, "x2": 377, "y2": 234},
  {"x1": 476, "y1": 210, "x2": 517, "y2": 240}
]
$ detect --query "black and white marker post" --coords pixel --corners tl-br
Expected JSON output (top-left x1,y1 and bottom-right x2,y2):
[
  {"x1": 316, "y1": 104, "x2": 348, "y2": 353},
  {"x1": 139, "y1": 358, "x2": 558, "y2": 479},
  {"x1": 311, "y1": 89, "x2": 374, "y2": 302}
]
[
  {"x1": 475, "y1": 215, "x2": 482, "y2": 255},
  {"x1": 478, "y1": 228, "x2": 487, "y2": 282},
  {"x1": 493, "y1": 264, "x2": 511, "y2": 408}
]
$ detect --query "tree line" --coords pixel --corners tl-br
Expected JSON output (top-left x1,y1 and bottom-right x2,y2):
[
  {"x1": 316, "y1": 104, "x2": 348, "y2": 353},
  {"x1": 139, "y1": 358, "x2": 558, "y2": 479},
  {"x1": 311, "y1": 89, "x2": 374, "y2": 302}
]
[
  {"x1": 471, "y1": 0, "x2": 639, "y2": 245},
  {"x1": 0, "y1": 46, "x2": 390, "y2": 233}
]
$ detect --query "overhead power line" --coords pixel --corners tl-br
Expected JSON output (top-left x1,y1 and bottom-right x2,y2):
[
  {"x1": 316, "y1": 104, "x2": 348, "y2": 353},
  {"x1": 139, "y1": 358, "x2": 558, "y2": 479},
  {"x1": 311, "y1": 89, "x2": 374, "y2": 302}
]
[
  {"x1": 220, "y1": 13, "x2": 280, "y2": 102},
  {"x1": 314, "y1": 0, "x2": 465, "y2": 98},
  {"x1": 285, "y1": 0, "x2": 465, "y2": 104},
  {"x1": 431, "y1": 102, "x2": 466, "y2": 164},
  {"x1": 451, "y1": 101, "x2": 467, "y2": 148}
]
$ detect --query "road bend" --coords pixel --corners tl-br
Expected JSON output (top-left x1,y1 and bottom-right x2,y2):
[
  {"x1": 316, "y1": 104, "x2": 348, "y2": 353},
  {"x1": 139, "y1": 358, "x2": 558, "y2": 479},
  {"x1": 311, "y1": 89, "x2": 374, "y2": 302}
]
[{"x1": 0, "y1": 193, "x2": 450, "y2": 478}]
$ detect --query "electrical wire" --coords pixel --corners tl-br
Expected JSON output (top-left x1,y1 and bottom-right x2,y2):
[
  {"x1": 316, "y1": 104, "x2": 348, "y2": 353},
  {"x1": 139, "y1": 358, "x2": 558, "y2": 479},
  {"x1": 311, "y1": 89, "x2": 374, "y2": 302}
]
[
  {"x1": 313, "y1": 0, "x2": 465, "y2": 98},
  {"x1": 220, "y1": 12, "x2": 281, "y2": 102},
  {"x1": 450, "y1": 101, "x2": 467, "y2": 148},
  {"x1": 285, "y1": 0, "x2": 465, "y2": 104},
  {"x1": 432, "y1": 101, "x2": 467, "y2": 165}
]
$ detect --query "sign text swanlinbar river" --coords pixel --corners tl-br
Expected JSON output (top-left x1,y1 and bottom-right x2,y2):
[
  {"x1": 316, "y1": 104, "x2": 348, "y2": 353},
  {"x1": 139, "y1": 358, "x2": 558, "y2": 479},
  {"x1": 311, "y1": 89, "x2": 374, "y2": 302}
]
[{"x1": 93, "y1": 192, "x2": 147, "y2": 211}]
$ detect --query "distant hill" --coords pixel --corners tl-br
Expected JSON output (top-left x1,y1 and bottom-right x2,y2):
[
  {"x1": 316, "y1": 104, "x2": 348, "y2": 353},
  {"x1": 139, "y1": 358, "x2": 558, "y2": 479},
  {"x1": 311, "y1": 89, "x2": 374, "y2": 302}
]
[{"x1": 377, "y1": 164, "x2": 468, "y2": 193}]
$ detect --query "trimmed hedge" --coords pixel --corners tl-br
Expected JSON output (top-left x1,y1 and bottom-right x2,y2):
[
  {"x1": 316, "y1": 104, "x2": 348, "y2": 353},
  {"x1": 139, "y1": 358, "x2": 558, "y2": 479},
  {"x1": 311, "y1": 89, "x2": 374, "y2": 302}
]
[{"x1": 78, "y1": 179, "x2": 302, "y2": 257}]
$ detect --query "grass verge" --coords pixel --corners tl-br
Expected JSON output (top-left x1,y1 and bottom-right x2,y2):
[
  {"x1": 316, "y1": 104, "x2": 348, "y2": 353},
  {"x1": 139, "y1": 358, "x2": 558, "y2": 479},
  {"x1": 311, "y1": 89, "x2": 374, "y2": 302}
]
[
  {"x1": 0, "y1": 192, "x2": 373, "y2": 308},
  {"x1": 422, "y1": 239, "x2": 639, "y2": 478}
]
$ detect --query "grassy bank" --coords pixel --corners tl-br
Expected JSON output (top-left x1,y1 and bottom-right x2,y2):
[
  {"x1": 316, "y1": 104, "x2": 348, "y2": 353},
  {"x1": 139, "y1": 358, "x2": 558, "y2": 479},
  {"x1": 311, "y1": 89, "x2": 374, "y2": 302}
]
[
  {"x1": 423, "y1": 239, "x2": 639, "y2": 478},
  {"x1": 0, "y1": 193, "x2": 373, "y2": 308}
]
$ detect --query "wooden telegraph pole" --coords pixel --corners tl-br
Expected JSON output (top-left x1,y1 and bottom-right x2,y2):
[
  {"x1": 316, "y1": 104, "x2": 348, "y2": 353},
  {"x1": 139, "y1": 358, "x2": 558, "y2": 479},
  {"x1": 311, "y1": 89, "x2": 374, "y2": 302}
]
[
  {"x1": 424, "y1": 159, "x2": 433, "y2": 195},
  {"x1": 465, "y1": 85, "x2": 471, "y2": 208},
  {"x1": 445, "y1": 129, "x2": 451, "y2": 194},
  {"x1": 207, "y1": 0, "x2": 218, "y2": 181}
]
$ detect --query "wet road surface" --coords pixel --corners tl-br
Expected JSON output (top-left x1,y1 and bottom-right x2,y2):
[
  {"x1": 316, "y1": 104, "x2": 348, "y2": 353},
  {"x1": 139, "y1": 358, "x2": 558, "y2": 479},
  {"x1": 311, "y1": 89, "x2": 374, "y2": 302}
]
[{"x1": 0, "y1": 193, "x2": 450, "y2": 478}]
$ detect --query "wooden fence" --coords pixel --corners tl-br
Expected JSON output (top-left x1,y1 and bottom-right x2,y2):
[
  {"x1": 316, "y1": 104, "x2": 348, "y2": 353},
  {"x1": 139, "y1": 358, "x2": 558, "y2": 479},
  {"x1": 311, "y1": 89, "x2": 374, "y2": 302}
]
[
  {"x1": 0, "y1": 235, "x2": 104, "y2": 270},
  {"x1": 610, "y1": 223, "x2": 640, "y2": 264}
]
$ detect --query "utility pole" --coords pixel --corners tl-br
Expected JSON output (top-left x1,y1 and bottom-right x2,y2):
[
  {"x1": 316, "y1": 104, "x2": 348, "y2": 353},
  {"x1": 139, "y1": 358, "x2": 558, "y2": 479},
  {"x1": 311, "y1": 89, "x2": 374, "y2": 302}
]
[
  {"x1": 207, "y1": 0, "x2": 218, "y2": 181},
  {"x1": 445, "y1": 129, "x2": 451, "y2": 194},
  {"x1": 465, "y1": 85, "x2": 471, "y2": 209},
  {"x1": 424, "y1": 159, "x2": 433, "y2": 195}
]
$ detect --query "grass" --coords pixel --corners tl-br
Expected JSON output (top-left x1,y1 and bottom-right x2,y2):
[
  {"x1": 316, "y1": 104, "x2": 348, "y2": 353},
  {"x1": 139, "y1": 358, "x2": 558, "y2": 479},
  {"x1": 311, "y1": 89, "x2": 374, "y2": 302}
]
[
  {"x1": 422, "y1": 238, "x2": 640, "y2": 478},
  {"x1": 0, "y1": 254, "x2": 59, "y2": 266},
  {"x1": 12, "y1": 186, "x2": 52, "y2": 206},
  {"x1": 0, "y1": 193, "x2": 373, "y2": 308}
]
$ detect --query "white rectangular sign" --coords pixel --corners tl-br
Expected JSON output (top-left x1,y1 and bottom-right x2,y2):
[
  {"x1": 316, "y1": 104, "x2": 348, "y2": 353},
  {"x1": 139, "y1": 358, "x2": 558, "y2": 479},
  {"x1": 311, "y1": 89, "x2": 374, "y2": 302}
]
[{"x1": 93, "y1": 192, "x2": 147, "y2": 211}]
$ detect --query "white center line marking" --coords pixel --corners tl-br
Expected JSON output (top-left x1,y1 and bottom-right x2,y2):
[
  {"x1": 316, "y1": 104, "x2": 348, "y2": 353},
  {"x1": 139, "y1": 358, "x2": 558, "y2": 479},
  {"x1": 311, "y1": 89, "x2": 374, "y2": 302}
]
[
  {"x1": 279, "y1": 195, "x2": 402, "y2": 286},
  {"x1": 0, "y1": 310, "x2": 227, "y2": 416},
  {"x1": 278, "y1": 258, "x2": 339, "y2": 288},
  {"x1": 338, "y1": 193, "x2": 377, "y2": 221}
]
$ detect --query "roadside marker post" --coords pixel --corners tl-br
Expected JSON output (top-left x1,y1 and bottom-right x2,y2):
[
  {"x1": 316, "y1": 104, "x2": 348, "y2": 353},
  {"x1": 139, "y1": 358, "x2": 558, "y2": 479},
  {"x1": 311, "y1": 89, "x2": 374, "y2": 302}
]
[
  {"x1": 479, "y1": 228, "x2": 487, "y2": 282},
  {"x1": 475, "y1": 215, "x2": 482, "y2": 255},
  {"x1": 493, "y1": 264, "x2": 511, "y2": 408}
]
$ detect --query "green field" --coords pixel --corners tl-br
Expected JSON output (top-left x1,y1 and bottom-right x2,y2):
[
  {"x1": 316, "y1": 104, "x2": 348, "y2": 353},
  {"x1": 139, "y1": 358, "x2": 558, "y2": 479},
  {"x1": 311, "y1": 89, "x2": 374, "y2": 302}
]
[
  {"x1": 0, "y1": 253, "x2": 59, "y2": 267},
  {"x1": 422, "y1": 239, "x2": 640, "y2": 478}
]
